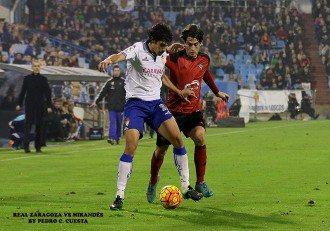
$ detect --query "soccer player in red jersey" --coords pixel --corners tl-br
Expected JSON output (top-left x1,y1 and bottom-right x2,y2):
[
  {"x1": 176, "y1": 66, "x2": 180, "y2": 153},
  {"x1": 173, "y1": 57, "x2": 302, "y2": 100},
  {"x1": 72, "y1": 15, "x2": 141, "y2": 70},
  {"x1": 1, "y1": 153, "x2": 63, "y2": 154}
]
[{"x1": 147, "y1": 24, "x2": 230, "y2": 202}]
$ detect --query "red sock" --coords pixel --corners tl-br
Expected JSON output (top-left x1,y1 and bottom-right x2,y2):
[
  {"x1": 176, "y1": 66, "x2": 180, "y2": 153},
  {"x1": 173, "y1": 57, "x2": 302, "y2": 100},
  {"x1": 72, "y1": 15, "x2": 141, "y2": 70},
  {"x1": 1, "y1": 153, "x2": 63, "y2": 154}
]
[
  {"x1": 150, "y1": 152, "x2": 164, "y2": 185},
  {"x1": 194, "y1": 145, "x2": 206, "y2": 184}
]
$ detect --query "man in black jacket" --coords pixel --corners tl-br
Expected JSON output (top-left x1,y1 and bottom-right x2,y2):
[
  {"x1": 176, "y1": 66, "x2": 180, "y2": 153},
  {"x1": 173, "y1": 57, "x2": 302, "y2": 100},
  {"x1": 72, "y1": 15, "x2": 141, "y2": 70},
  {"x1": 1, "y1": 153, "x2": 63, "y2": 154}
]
[
  {"x1": 91, "y1": 65, "x2": 126, "y2": 144},
  {"x1": 16, "y1": 60, "x2": 53, "y2": 153}
]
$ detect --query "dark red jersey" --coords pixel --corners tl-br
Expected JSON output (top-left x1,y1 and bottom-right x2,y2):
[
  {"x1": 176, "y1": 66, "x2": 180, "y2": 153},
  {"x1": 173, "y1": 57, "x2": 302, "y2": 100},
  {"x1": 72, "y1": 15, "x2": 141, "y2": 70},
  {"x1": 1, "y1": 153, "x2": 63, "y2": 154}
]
[{"x1": 165, "y1": 51, "x2": 219, "y2": 113}]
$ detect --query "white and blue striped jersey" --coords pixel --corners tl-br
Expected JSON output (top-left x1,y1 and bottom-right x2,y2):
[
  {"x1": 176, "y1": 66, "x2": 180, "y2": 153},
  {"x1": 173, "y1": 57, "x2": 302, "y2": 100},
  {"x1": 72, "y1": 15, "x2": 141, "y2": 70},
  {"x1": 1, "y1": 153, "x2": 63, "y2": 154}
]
[{"x1": 121, "y1": 41, "x2": 168, "y2": 101}]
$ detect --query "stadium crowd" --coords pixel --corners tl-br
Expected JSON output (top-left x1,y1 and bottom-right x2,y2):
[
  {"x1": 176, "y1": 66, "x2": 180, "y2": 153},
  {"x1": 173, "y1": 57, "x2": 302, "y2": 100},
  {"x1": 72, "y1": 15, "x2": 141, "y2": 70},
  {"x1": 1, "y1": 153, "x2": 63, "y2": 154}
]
[
  {"x1": 311, "y1": 0, "x2": 330, "y2": 88},
  {"x1": 0, "y1": 0, "x2": 312, "y2": 101}
]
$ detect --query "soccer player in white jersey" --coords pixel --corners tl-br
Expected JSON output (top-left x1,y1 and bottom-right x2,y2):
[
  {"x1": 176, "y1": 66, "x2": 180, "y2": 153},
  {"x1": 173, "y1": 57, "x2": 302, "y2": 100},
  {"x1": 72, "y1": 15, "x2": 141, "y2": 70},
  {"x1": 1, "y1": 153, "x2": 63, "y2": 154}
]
[{"x1": 98, "y1": 23, "x2": 203, "y2": 210}]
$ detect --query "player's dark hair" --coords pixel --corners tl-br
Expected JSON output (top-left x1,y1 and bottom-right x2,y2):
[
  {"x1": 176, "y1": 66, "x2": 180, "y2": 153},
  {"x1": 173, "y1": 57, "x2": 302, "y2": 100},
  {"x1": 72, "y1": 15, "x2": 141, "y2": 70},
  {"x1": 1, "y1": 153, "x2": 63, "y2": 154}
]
[
  {"x1": 113, "y1": 65, "x2": 120, "y2": 70},
  {"x1": 148, "y1": 23, "x2": 173, "y2": 44},
  {"x1": 180, "y1": 24, "x2": 204, "y2": 42}
]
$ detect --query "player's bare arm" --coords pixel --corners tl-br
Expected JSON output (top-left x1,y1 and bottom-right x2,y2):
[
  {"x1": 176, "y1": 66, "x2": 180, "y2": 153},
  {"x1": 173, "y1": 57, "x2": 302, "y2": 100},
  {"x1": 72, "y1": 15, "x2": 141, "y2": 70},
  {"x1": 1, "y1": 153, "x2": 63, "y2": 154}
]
[
  {"x1": 161, "y1": 74, "x2": 195, "y2": 103},
  {"x1": 166, "y1": 43, "x2": 186, "y2": 54},
  {"x1": 98, "y1": 53, "x2": 126, "y2": 72}
]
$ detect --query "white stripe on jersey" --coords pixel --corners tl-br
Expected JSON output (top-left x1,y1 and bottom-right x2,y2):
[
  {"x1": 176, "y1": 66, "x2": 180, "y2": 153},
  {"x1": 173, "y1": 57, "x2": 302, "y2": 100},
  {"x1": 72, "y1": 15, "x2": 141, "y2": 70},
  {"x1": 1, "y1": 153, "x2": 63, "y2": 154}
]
[{"x1": 121, "y1": 41, "x2": 168, "y2": 101}]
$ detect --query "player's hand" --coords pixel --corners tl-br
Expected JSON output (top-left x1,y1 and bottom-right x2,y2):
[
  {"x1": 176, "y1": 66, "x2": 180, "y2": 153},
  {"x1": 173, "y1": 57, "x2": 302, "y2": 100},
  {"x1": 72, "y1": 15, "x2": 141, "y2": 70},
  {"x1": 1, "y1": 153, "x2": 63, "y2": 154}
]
[
  {"x1": 98, "y1": 59, "x2": 112, "y2": 73},
  {"x1": 166, "y1": 43, "x2": 186, "y2": 54},
  {"x1": 90, "y1": 102, "x2": 97, "y2": 109},
  {"x1": 47, "y1": 107, "x2": 52, "y2": 113},
  {"x1": 216, "y1": 91, "x2": 230, "y2": 102},
  {"x1": 16, "y1": 105, "x2": 21, "y2": 111},
  {"x1": 180, "y1": 88, "x2": 196, "y2": 103}
]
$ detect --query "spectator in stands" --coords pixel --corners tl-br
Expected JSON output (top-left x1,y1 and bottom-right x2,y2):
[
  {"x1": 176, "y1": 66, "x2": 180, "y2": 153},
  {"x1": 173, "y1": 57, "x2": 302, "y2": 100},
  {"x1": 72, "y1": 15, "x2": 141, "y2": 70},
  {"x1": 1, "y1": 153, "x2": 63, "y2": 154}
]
[
  {"x1": 210, "y1": 49, "x2": 226, "y2": 77},
  {"x1": 283, "y1": 65, "x2": 292, "y2": 89},
  {"x1": 13, "y1": 53, "x2": 26, "y2": 64},
  {"x1": 71, "y1": 81, "x2": 82, "y2": 102},
  {"x1": 224, "y1": 59, "x2": 235, "y2": 74},
  {"x1": 227, "y1": 72, "x2": 236, "y2": 82},
  {"x1": 236, "y1": 73, "x2": 244, "y2": 89},
  {"x1": 299, "y1": 53, "x2": 311, "y2": 69},
  {"x1": 279, "y1": 47, "x2": 289, "y2": 64},
  {"x1": 89, "y1": 54, "x2": 102, "y2": 70},
  {"x1": 252, "y1": 47, "x2": 264, "y2": 64},
  {"x1": 91, "y1": 65, "x2": 125, "y2": 145},
  {"x1": 175, "y1": 10, "x2": 185, "y2": 28},
  {"x1": 47, "y1": 98, "x2": 67, "y2": 141},
  {"x1": 260, "y1": 31, "x2": 271, "y2": 50},
  {"x1": 61, "y1": 101, "x2": 79, "y2": 140},
  {"x1": 0, "y1": 54, "x2": 9, "y2": 63},
  {"x1": 276, "y1": 75, "x2": 286, "y2": 89},
  {"x1": 274, "y1": 58, "x2": 285, "y2": 77},
  {"x1": 291, "y1": 63, "x2": 303, "y2": 89},
  {"x1": 276, "y1": 26, "x2": 288, "y2": 40},
  {"x1": 300, "y1": 66, "x2": 312, "y2": 84},
  {"x1": 184, "y1": 3, "x2": 195, "y2": 24},
  {"x1": 258, "y1": 77, "x2": 271, "y2": 90}
]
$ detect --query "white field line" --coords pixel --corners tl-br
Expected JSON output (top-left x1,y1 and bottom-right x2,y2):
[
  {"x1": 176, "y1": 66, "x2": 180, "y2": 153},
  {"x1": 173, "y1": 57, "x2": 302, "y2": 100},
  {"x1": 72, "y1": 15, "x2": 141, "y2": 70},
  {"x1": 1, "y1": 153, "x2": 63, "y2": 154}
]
[{"x1": 0, "y1": 121, "x2": 325, "y2": 162}]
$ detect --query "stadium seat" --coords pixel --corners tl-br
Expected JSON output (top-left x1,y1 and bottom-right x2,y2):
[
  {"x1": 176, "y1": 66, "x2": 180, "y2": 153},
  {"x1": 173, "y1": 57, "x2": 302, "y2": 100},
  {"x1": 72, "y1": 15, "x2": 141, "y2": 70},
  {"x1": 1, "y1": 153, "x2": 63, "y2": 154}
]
[
  {"x1": 226, "y1": 54, "x2": 234, "y2": 62},
  {"x1": 236, "y1": 49, "x2": 247, "y2": 55},
  {"x1": 270, "y1": 35, "x2": 277, "y2": 47},
  {"x1": 223, "y1": 73, "x2": 229, "y2": 82},
  {"x1": 247, "y1": 73, "x2": 257, "y2": 89},
  {"x1": 244, "y1": 54, "x2": 252, "y2": 64},
  {"x1": 276, "y1": 40, "x2": 286, "y2": 49},
  {"x1": 224, "y1": 17, "x2": 232, "y2": 28},
  {"x1": 237, "y1": 34, "x2": 245, "y2": 45},
  {"x1": 256, "y1": 63, "x2": 264, "y2": 70},
  {"x1": 248, "y1": 64, "x2": 256, "y2": 71},
  {"x1": 216, "y1": 68, "x2": 225, "y2": 77},
  {"x1": 235, "y1": 54, "x2": 244, "y2": 64},
  {"x1": 239, "y1": 68, "x2": 248, "y2": 80}
]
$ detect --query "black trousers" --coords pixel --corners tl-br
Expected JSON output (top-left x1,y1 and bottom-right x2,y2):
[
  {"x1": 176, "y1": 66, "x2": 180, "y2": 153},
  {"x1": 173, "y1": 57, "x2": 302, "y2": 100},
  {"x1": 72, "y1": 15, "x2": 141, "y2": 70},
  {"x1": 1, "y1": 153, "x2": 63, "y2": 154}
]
[{"x1": 24, "y1": 123, "x2": 41, "y2": 150}]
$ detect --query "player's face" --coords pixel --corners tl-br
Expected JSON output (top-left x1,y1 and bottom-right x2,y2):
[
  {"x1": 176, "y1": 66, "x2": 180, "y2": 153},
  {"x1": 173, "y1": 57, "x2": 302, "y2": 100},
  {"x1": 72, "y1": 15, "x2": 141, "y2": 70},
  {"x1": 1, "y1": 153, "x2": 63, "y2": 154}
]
[
  {"x1": 185, "y1": 37, "x2": 201, "y2": 58},
  {"x1": 150, "y1": 40, "x2": 169, "y2": 56}
]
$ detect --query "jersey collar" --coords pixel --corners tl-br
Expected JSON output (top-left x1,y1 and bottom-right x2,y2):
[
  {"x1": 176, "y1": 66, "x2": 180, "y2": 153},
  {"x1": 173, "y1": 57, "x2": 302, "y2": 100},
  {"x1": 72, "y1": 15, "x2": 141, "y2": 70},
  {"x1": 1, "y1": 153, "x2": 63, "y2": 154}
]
[{"x1": 144, "y1": 40, "x2": 157, "y2": 61}]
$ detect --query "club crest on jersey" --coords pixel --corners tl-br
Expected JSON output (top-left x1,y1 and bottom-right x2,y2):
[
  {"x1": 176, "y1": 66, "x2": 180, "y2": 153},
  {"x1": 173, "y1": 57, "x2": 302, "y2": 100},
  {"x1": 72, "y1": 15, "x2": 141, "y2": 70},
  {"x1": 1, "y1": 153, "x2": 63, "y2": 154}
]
[{"x1": 198, "y1": 64, "x2": 203, "y2": 70}]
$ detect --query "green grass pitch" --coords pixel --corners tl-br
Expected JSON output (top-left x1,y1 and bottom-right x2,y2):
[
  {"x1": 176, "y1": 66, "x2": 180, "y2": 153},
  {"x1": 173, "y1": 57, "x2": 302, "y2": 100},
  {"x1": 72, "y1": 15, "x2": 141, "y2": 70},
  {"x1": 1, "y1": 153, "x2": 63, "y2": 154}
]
[{"x1": 0, "y1": 120, "x2": 329, "y2": 231}]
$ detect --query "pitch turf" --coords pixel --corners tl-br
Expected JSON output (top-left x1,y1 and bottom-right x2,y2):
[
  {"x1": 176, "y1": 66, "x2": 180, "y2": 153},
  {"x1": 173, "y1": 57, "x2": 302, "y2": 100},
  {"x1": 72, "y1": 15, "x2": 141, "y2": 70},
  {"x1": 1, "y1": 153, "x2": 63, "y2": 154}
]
[{"x1": 0, "y1": 120, "x2": 329, "y2": 231}]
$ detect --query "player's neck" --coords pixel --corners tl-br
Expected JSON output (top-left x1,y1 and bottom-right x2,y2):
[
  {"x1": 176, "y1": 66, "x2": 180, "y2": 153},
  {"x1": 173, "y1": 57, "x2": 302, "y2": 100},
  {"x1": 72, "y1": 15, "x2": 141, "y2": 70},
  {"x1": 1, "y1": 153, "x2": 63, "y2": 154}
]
[{"x1": 147, "y1": 42, "x2": 157, "y2": 56}]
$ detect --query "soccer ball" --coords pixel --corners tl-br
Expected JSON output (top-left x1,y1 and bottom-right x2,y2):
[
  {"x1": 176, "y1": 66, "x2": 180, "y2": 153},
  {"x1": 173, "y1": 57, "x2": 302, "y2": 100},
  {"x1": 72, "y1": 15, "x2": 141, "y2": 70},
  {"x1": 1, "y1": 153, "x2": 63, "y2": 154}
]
[{"x1": 159, "y1": 185, "x2": 182, "y2": 209}]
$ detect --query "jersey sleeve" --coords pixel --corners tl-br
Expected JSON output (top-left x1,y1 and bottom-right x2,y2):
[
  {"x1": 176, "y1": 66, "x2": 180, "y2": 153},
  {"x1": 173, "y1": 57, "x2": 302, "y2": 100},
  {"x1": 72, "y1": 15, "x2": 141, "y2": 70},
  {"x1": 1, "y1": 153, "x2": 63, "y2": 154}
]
[
  {"x1": 121, "y1": 43, "x2": 138, "y2": 60},
  {"x1": 203, "y1": 69, "x2": 219, "y2": 94}
]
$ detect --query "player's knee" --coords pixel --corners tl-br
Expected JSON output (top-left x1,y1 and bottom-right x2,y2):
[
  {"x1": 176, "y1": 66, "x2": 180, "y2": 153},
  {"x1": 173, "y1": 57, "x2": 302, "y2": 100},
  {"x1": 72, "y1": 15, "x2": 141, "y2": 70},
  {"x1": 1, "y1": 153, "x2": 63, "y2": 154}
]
[
  {"x1": 192, "y1": 132, "x2": 205, "y2": 146},
  {"x1": 155, "y1": 146, "x2": 168, "y2": 158},
  {"x1": 170, "y1": 134, "x2": 184, "y2": 148},
  {"x1": 124, "y1": 143, "x2": 138, "y2": 155}
]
